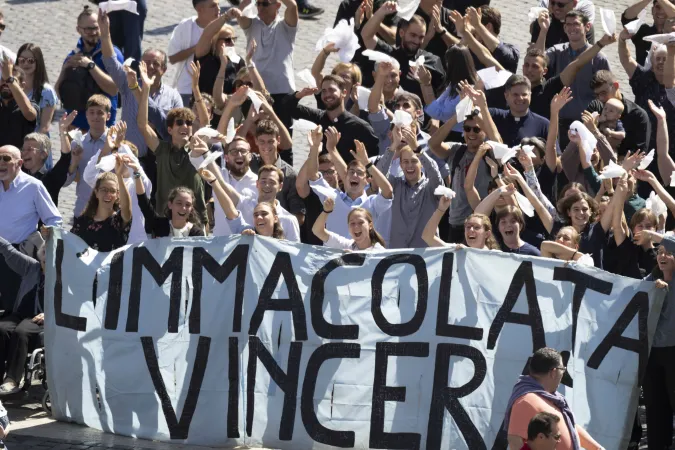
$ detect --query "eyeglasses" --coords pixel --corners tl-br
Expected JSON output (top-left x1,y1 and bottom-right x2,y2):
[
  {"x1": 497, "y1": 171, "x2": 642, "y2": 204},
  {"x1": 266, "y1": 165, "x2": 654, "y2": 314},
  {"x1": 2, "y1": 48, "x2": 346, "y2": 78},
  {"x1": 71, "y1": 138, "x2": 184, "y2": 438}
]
[
  {"x1": 320, "y1": 169, "x2": 336, "y2": 176},
  {"x1": 0, "y1": 155, "x2": 13, "y2": 162},
  {"x1": 228, "y1": 148, "x2": 249, "y2": 155},
  {"x1": 555, "y1": 366, "x2": 567, "y2": 372},
  {"x1": 256, "y1": 1, "x2": 273, "y2": 7},
  {"x1": 550, "y1": 433, "x2": 562, "y2": 441},
  {"x1": 348, "y1": 169, "x2": 366, "y2": 177},
  {"x1": 463, "y1": 126, "x2": 482, "y2": 133},
  {"x1": 550, "y1": 0, "x2": 570, "y2": 8},
  {"x1": 174, "y1": 119, "x2": 193, "y2": 127},
  {"x1": 234, "y1": 80, "x2": 254, "y2": 88},
  {"x1": 98, "y1": 187, "x2": 118, "y2": 194},
  {"x1": 17, "y1": 57, "x2": 36, "y2": 65},
  {"x1": 219, "y1": 37, "x2": 237, "y2": 45},
  {"x1": 80, "y1": 25, "x2": 100, "y2": 33}
]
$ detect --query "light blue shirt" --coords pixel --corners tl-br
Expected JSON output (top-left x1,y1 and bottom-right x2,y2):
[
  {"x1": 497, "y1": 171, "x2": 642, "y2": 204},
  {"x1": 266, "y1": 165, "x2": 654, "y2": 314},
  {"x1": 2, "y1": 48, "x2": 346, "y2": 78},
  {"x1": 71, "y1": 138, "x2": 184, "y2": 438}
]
[
  {"x1": 64, "y1": 130, "x2": 107, "y2": 217},
  {"x1": 0, "y1": 171, "x2": 62, "y2": 243}
]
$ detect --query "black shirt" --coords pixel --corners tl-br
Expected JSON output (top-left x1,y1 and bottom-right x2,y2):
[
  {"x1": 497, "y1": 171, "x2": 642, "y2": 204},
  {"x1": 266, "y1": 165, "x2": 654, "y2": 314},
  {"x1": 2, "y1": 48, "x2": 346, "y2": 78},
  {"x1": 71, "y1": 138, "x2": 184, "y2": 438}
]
[
  {"x1": 25, "y1": 153, "x2": 71, "y2": 207},
  {"x1": 604, "y1": 233, "x2": 657, "y2": 278},
  {"x1": 300, "y1": 191, "x2": 325, "y2": 245},
  {"x1": 621, "y1": 12, "x2": 658, "y2": 65},
  {"x1": 395, "y1": 6, "x2": 454, "y2": 59},
  {"x1": 473, "y1": 41, "x2": 521, "y2": 73},
  {"x1": 442, "y1": 0, "x2": 490, "y2": 13},
  {"x1": 197, "y1": 52, "x2": 244, "y2": 96},
  {"x1": 488, "y1": 108, "x2": 551, "y2": 147},
  {"x1": 586, "y1": 95, "x2": 650, "y2": 157},
  {"x1": 0, "y1": 99, "x2": 38, "y2": 148},
  {"x1": 530, "y1": 18, "x2": 595, "y2": 49},
  {"x1": 530, "y1": 75, "x2": 564, "y2": 118},
  {"x1": 283, "y1": 96, "x2": 381, "y2": 162}
]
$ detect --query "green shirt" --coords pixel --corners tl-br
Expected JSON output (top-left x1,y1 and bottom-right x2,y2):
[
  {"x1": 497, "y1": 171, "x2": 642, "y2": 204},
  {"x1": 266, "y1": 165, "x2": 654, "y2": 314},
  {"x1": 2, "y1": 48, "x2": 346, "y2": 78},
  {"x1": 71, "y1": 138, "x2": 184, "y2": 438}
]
[{"x1": 154, "y1": 141, "x2": 207, "y2": 224}]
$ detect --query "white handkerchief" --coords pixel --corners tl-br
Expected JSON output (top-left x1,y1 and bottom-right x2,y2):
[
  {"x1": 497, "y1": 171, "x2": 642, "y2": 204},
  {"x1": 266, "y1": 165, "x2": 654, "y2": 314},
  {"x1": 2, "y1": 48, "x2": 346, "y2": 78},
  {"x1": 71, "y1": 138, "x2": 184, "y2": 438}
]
[
  {"x1": 68, "y1": 129, "x2": 84, "y2": 147},
  {"x1": 315, "y1": 19, "x2": 361, "y2": 63},
  {"x1": 397, "y1": 0, "x2": 420, "y2": 21},
  {"x1": 625, "y1": 8, "x2": 648, "y2": 35},
  {"x1": 434, "y1": 186, "x2": 456, "y2": 199},
  {"x1": 638, "y1": 149, "x2": 655, "y2": 170},
  {"x1": 575, "y1": 253, "x2": 595, "y2": 266},
  {"x1": 670, "y1": 171, "x2": 675, "y2": 187},
  {"x1": 199, "y1": 151, "x2": 223, "y2": 170},
  {"x1": 194, "y1": 126, "x2": 220, "y2": 139},
  {"x1": 392, "y1": 110, "x2": 413, "y2": 127},
  {"x1": 514, "y1": 191, "x2": 535, "y2": 217},
  {"x1": 247, "y1": 90, "x2": 262, "y2": 113},
  {"x1": 242, "y1": 1, "x2": 258, "y2": 19},
  {"x1": 224, "y1": 46, "x2": 241, "y2": 64},
  {"x1": 487, "y1": 140, "x2": 516, "y2": 165},
  {"x1": 528, "y1": 7, "x2": 548, "y2": 23},
  {"x1": 647, "y1": 191, "x2": 668, "y2": 218},
  {"x1": 643, "y1": 32, "x2": 675, "y2": 44},
  {"x1": 123, "y1": 57, "x2": 134, "y2": 67},
  {"x1": 597, "y1": 160, "x2": 627, "y2": 180},
  {"x1": 96, "y1": 154, "x2": 117, "y2": 172},
  {"x1": 477, "y1": 67, "x2": 513, "y2": 90},
  {"x1": 99, "y1": 0, "x2": 138, "y2": 14},
  {"x1": 409, "y1": 55, "x2": 425, "y2": 68},
  {"x1": 291, "y1": 118, "x2": 318, "y2": 132},
  {"x1": 362, "y1": 50, "x2": 397, "y2": 64},
  {"x1": 520, "y1": 145, "x2": 536, "y2": 158},
  {"x1": 455, "y1": 96, "x2": 474, "y2": 123},
  {"x1": 296, "y1": 69, "x2": 317, "y2": 88},
  {"x1": 356, "y1": 86, "x2": 371, "y2": 111},
  {"x1": 600, "y1": 8, "x2": 616, "y2": 35},
  {"x1": 225, "y1": 118, "x2": 236, "y2": 144},
  {"x1": 569, "y1": 121, "x2": 597, "y2": 165}
]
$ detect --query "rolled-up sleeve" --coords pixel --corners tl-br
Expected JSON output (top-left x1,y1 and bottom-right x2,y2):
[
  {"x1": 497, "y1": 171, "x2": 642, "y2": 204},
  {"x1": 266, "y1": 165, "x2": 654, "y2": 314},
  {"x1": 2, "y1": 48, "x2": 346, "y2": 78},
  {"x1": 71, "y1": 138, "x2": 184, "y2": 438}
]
[{"x1": 34, "y1": 183, "x2": 62, "y2": 228}]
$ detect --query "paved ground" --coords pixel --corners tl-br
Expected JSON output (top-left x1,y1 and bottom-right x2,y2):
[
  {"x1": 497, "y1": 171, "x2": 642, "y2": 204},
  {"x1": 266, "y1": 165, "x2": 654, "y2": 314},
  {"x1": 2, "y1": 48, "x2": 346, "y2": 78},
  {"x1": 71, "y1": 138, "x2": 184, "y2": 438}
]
[{"x1": 0, "y1": 0, "x2": 656, "y2": 447}]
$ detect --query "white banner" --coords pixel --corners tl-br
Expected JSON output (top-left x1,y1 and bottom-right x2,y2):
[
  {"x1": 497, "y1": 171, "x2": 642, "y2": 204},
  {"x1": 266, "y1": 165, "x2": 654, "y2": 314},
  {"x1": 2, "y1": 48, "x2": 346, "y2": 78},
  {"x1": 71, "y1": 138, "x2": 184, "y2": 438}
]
[{"x1": 44, "y1": 229, "x2": 664, "y2": 449}]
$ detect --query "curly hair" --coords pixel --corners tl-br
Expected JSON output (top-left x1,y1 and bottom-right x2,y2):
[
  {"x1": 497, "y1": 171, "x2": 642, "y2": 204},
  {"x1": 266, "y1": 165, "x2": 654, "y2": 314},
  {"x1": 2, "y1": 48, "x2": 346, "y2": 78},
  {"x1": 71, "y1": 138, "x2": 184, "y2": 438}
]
[{"x1": 557, "y1": 192, "x2": 599, "y2": 226}]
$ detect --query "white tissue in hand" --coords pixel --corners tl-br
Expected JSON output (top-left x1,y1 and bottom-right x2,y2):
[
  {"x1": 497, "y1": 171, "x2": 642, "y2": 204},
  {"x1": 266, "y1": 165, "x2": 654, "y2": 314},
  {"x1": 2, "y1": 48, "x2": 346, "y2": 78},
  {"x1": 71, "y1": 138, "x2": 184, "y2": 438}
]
[
  {"x1": 569, "y1": 120, "x2": 597, "y2": 165},
  {"x1": 199, "y1": 151, "x2": 223, "y2": 170},
  {"x1": 477, "y1": 67, "x2": 513, "y2": 90},
  {"x1": 96, "y1": 154, "x2": 117, "y2": 172},
  {"x1": 575, "y1": 253, "x2": 595, "y2": 266},
  {"x1": 392, "y1": 110, "x2": 413, "y2": 127},
  {"x1": 242, "y1": 1, "x2": 258, "y2": 19},
  {"x1": 296, "y1": 69, "x2": 317, "y2": 88},
  {"x1": 520, "y1": 145, "x2": 536, "y2": 158},
  {"x1": 455, "y1": 96, "x2": 474, "y2": 123},
  {"x1": 600, "y1": 8, "x2": 616, "y2": 35},
  {"x1": 528, "y1": 7, "x2": 548, "y2": 23},
  {"x1": 434, "y1": 186, "x2": 456, "y2": 199},
  {"x1": 647, "y1": 191, "x2": 668, "y2": 218},
  {"x1": 98, "y1": 0, "x2": 138, "y2": 14},
  {"x1": 68, "y1": 129, "x2": 84, "y2": 147},
  {"x1": 409, "y1": 55, "x2": 425, "y2": 68},
  {"x1": 315, "y1": 19, "x2": 361, "y2": 63},
  {"x1": 356, "y1": 86, "x2": 371, "y2": 111},
  {"x1": 224, "y1": 46, "x2": 241, "y2": 64},
  {"x1": 625, "y1": 9, "x2": 648, "y2": 35},
  {"x1": 643, "y1": 32, "x2": 675, "y2": 44},
  {"x1": 291, "y1": 118, "x2": 318, "y2": 132},
  {"x1": 397, "y1": 0, "x2": 420, "y2": 21},
  {"x1": 225, "y1": 118, "x2": 236, "y2": 144},
  {"x1": 487, "y1": 140, "x2": 516, "y2": 164},
  {"x1": 670, "y1": 171, "x2": 675, "y2": 187},
  {"x1": 638, "y1": 149, "x2": 655, "y2": 170},
  {"x1": 123, "y1": 57, "x2": 134, "y2": 67},
  {"x1": 362, "y1": 50, "x2": 397, "y2": 64},
  {"x1": 247, "y1": 90, "x2": 263, "y2": 113},
  {"x1": 597, "y1": 160, "x2": 627, "y2": 180},
  {"x1": 195, "y1": 126, "x2": 220, "y2": 139},
  {"x1": 514, "y1": 191, "x2": 535, "y2": 217}
]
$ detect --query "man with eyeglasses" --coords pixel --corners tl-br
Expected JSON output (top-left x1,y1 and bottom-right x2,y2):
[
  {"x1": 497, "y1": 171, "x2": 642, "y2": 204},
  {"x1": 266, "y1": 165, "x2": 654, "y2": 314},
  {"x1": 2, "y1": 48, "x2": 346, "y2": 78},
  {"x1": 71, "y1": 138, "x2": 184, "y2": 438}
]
[
  {"x1": 531, "y1": 0, "x2": 595, "y2": 50},
  {"x1": 56, "y1": 6, "x2": 120, "y2": 131},
  {"x1": 0, "y1": 59, "x2": 38, "y2": 149},
  {"x1": 0, "y1": 10, "x2": 16, "y2": 63},
  {"x1": 519, "y1": 412, "x2": 562, "y2": 450},
  {"x1": 504, "y1": 347, "x2": 603, "y2": 450}
]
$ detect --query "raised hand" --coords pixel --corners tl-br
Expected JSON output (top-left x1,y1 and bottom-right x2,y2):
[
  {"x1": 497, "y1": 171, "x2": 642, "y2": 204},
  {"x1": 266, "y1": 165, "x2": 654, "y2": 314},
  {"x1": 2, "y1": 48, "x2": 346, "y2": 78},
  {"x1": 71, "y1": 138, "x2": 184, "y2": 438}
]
[
  {"x1": 115, "y1": 121, "x2": 127, "y2": 147},
  {"x1": 189, "y1": 61, "x2": 201, "y2": 87},
  {"x1": 189, "y1": 135, "x2": 210, "y2": 157},
  {"x1": 323, "y1": 197, "x2": 335, "y2": 213},
  {"x1": 114, "y1": 153, "x2": 126, "y2": 174},
  {"x1": 485, "y1": 155, "x2": 499, "y2": 178},
  {"x1": 122, "y1": 154, "x2": 141, "y2": 172},
  {"x1": 350, "y1": 139, "x2": 370, "y2": 165},
  {"x1": 295, "y1": 87, "x2": 319, "y2": 99},
  {"x1": 416, "y1": 65, "x2": 432, "y2": 86},
  {"x1": 325, "y1": 126, "x2": 341, "y2": 152},
  {"x1": 438, "y1": 195, "x2": 452, "y2": 211},
  {"x1": 323, "y1": 42, "x2": 340, "y2": 54},
  {"x1": 633, "y1": 169, "x2": 657, "y2": 184},
  {"x1": 377, "y1": 1, "x2": 397, "y2": 16},
  {"x1": 138, "y1": 61, "x2": 155, "y2": 89},
  {"x1": 401, "y1": 126, "x2": 417, "y2": 149},
  {"x1": 308, "y1": 125, "x2": 324, "y2": 150},
  {"x1": 621, "y1": 149, "x2": 646, "y2": 171},
  {"x1": 550, "y1": 87, "x2": 573, "y2": 114},
  {"x1": 227, "y1": 86, "x2": 250, "y2": 107},
  {"x1": 98, "y1": 9, "x2": 110, "y2": 35},
  {"x1": 246, "y1": 39, "x2": 257, "y2": 64},
  {"x1": 619, "y1": 27, "x2": 633, "y2": 41},
  {"x1": 581, "y1": 110, "x2": 598, "y2": 132},
  {"x1": 217, "y1": 41, "x2": 228, "y2": 64},
  {"x1": 59, "y1": 110, "x2": 77, "y2": 133},
  {"x1": 648, "y1": 99, "x2": 667, "y2": 120},
  {"x1": 104, "y1": 126, "x2": 116, "y2": 151},
  {"x1": 598, "y1": 32, "x2": 618, "y2": 47},
  {"x1": 538, "y1": 10, "x2": 550, "y2": 31},
  {"x1": 122, "y1": 64, "x2": 138, "y2": 88}
]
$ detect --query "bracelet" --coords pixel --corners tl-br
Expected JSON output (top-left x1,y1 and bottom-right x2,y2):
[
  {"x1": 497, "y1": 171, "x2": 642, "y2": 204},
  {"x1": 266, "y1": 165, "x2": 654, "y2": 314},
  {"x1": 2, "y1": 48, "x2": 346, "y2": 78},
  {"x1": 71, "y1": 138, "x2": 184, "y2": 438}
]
[
  {"x1": 129, "y1": 83, "x2": 139, "y2": 91},
  {"x1": 133, "y1": 171, "x2": 141, "y2": 179},
  {"x1": 596, "y1": 41, "x2": 605, "y2": 49},
  {"x1": 365, "y1": 162, "x2": 374, "y2": 171},
  {"x1": 323, "y1": 208, "x2": 333, "y2": 214},
  {"x1": 571, "y1": 250, "x2": 578, "y2": 260}
]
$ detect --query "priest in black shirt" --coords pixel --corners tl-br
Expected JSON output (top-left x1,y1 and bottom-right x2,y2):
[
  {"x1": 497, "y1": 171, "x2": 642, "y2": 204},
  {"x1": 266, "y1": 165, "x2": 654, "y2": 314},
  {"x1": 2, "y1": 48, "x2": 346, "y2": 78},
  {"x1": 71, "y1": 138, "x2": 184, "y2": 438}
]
[{"x1": 530, "y1": 0, "x2": 595, "y2": 49}]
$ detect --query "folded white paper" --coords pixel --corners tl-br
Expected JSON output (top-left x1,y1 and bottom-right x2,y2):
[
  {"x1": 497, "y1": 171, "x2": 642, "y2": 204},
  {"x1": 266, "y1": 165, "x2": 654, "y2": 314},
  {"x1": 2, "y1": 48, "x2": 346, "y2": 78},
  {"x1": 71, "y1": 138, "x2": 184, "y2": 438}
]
[
  {"x1": 247, "y1": 90, "x2": 263, "y2": 113},
  {"x1": 356, "y1": 86, "x2": 371, "y2": 111},
  {"x1": 487, "y1": 140, "x2": 516, "y2": 165},
  {"x1": 362, "y1": 49, "x2": 397, "y2": 65},
  {"x1": 68, "y1": 130, "x2": 84, "y2": 147},
  {"x1": 224, "y1": 46, "x2": 241, "y2": 64},
  {"x1": 225, "y1": 118, "x2": 236, "y2": 144},
  {"x1": 597, "y1": 160, "x2": 627, "y2": 180},
  {"x1": 242, "y1": 1, "x2": 258, "y2": 19},
  {"x1": 624, "y1": 8, "x2": 648, "y2": 35},
  {"x1": 199, "y1": 150, "x2": 223, "y2": 170},
  {"x1": 643, "y1": 32, "x2": 675, "y2": 44},
  {"x1": 296, "y1": 69, "x2": 317, "y2": 88},
  {"x1": 520, "y1": 145, "x2": 537, "y2": 158},
  {"x1": 514, "y1": 191, "x2": 535, "y2": 217},
  {"x1": 477, "y1": 67, "x2": 513, "y2": 90},
  {"x1": 569, "y1": 120, "x2": 597, "y2": 165},
  {"x1": 434, "y1": 186, "x2": 456, "y2": 199},
  {"x1": 96, "y1": 154, "x2": 117, "y2": 172},
  {"x1": 98, "y1": 0, "x2": 138, "y2": 14},
  {"x1": 291, "y1": 118, "x2": 318, "y2": 132},
  {"x1": 528, "y1": 6, "x2": 548, "y2": 23},
  {"x1": 455, "y1": 96, "x2": 474, "y2": 123},
  {"x1": 638, "y1": 149, "x2": 655, "y2": 170},
  {"x1": 123, "y1": 57, "x2": 134, "y2": 67},
  {"x1": 600, "y1": 8, "x2": 616, "y2": 35},
  {"x1": 194, "y1": 127, "x2": 221, "y2": 143},
  {"x1": 409, "y1": 55, "x2": 425, "y2": 68},
  {"x1": 315, "y1": 19, "x2": 361, "y2": 63},
  {"x1": 575, "y1": 253, "x2": 595, "y2": 266},
  {"x1": 647, "y1": 191, "x2": 668, "y2": 218},
  {"x1": 398, "y1": 0, "x2": 420, "y2": 21},
  {"x1": 392, "y1": 110, "x2": 413, "y2": 127}
]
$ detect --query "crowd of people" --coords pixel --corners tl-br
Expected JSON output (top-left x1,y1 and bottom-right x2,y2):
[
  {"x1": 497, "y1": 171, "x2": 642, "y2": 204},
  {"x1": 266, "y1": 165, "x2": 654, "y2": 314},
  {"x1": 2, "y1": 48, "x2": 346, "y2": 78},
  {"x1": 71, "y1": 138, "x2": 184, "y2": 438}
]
[{"x1": 1, "y1": 0, "x2": 675, "y2": 447}]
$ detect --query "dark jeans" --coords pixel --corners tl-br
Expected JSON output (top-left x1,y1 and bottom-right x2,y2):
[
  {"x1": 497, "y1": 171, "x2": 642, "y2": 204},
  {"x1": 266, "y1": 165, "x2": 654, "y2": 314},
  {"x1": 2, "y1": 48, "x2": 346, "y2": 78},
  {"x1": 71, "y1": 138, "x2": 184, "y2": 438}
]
[
  {"x1": 270, "y1": 93, "x2": 294, "y2": 166},
  {"x1": 0, "y1": 313, "x2": 43, "y2": 384},
  {"x1": 447, "y1": 223, "x2": 465, "y2": 245},
  {"x1": 109, "y1": 0, "x2": 147, "y2": 61},
  {"x1": 643, "y1": 346, "x2": 675, "y2": 450}
]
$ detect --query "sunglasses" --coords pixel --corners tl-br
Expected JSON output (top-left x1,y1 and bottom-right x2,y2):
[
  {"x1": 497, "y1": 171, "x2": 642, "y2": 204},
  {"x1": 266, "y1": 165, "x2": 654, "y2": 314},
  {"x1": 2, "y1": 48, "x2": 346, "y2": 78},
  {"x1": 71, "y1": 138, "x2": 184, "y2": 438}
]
[
  {"x1": 174, "y1": 119, "x2": 193, "y2": 127},
  {"x1": 550, "y1": 0, "x2": 569, "y2": 7},
  {"x1": 0, "y1": 155, "x2": 13, "y2": 162},
  {"x1": 463, "y1": 126, "x2": 482, "y2": 133},
  {"x1": 17, "y1": 57, "x2": 35, "y2": 65},
  {"x1": 235, "y1": 80, "x2": 254, "y2": 88},
  {"x1": 256, "y1": 1, "x2": 273, "y2": 7},
  {"x1": 219, "y1": 37, "x2": 237, "y2": 45}
]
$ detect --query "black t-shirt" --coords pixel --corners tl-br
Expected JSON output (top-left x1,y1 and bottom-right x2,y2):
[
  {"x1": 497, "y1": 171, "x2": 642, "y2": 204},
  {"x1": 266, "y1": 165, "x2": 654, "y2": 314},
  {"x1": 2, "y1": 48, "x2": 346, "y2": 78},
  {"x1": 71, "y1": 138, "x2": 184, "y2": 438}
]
[
  {"x1": 197, "y1": 52, "x2": 244, "y2": 96},
  {"x1": 395, "y1": 6, "x2": 454, "y2": 59},
  {"x1": 586, "y1": 96, "x2": 650, "y2": 157},
  {"x1": 0, "y1": 99, "x2": 39, "y2": 148},
  {"x1": 442, "y1": 0, "x2": 490, "y2": 13},
  {"x1": 301, "y1": 191, "x2": 325, "y2": 245},
  {"x1": 604, "y1": 234, "x2": 657, "y2": 279},
  {"x1": 530, "y1": 75, "x2": 564, "y2": 119},
  {"x1": 530, "y1": 18, "x2": 595, "y2": 48}
]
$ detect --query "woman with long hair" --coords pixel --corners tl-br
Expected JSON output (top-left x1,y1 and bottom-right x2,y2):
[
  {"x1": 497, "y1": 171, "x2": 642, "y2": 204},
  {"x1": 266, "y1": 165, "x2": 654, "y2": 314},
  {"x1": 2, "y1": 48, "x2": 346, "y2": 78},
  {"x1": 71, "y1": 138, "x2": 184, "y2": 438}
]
[
  {"x1": 200, "y1": 168, "x2": 285, "y2": 239},
  {"x1": 136, "y1": 181, "x2": 205, "y2": 238},
  {"x1": 16, "y1": 43, "x2": 58, "y2": 166},
  {"x1": 312, "y1": 198, "x2": 385, "y2": 251},
  {"x1": 71, "y1": 155, "x2": 132, "y2": 252}
]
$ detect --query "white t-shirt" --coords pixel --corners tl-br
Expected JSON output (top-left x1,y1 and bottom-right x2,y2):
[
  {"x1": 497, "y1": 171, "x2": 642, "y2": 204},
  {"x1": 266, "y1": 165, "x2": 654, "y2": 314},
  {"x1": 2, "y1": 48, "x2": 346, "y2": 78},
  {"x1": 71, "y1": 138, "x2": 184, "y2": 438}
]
[
  {"x1": 325, "y1": 230, "x2": 385, "y2": 251},
  {"x1": 243, "y1": 16, "x2": 296, "y2": 95},
  {"x1": 222, "y1": 197, "x2": 300, "y2": 242},
  {"x1": 168, "y1": 17, "x2": 204, "y2": 95}
]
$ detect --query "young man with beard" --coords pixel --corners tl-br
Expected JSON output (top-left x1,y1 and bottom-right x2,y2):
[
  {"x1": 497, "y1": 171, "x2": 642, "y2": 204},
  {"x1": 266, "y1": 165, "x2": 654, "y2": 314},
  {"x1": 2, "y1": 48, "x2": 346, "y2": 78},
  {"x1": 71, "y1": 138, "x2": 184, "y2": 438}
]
[
  {"x1": 531, "y1": 0, "x2": 595, "y2": 49},
  {"x1": 0, "y1": 60, "x2": 37, "y2": 149},
  {"x1": 137, "y1": 66, "x2": 208, "y2": 225},
  {"x1": 211, "y1": 163, "x2": 300, "y2": 241},
  {"x1": 284, "y1": 74, "x2": 380, "y2": 163},
  {"x1": 362, "y1": 4, "x2": 445, "y2": 103},
  {"x1": 297, "y1": 126, "x2": 393, "y2": 240},
  {"x1": 56, "y1": 6, "x2": 120, "y2": 131}
]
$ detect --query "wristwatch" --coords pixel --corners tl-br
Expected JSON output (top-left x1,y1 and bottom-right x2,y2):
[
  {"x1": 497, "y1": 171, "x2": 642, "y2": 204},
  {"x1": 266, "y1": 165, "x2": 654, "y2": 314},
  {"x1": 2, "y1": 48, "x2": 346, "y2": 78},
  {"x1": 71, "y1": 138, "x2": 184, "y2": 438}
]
[
  {"x1": 86, "y1": 61, "x2": 96, "y2": 71},
  {"x1": 3, "y1": 76, "x2": 15, "y2": 84},
  {"x1": 133, "y1": 172, "x2": 142, "y2": 179}
]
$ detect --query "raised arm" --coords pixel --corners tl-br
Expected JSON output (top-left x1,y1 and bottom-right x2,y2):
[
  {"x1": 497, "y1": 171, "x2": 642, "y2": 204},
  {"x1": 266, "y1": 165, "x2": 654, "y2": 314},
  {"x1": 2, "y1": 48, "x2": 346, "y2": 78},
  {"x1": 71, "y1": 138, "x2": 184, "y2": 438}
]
[
  {"x1": 464, "y1": 143, "x2": 492, "y2": 210},
  {"x1": 560, "y1": 34, "x2": 617, "y2": 86},
  {"x1": 190, "y1": 61, "x2": 210, "y2": 128},
  {"x1": 619, "y1": 29, "x2": 639, "y2": 79},
  {"x1": 423, "y1": 196, "x2": 452, "y2": 247},
  {"x1": 114, "y1": 155, "x2": 132, "y2": 225},
  {"x1": 428, "y1": 115, "x2": 458, "y2": 159},
  {"x1": 546, "y1": 88, "x2": 572, "y2": 172},
  {"x1": 369, "y1": 61, "x2": 390, "y2": 114},
  {"x1": 195, "y1": 14, "x2": 230, "y2": 59},
  {"x1": 540, "y1": 241, "x2": 584, "y2": 260},
  {"x1": 325, "y1": 127, "x2": 348, "y2": 182},
  {"x1": 216, "y1": 85, "x2": 248, "y2": 133},
  {"x1": 354, "y1": 139, "x2": 393, "y2": 199},
  {"x1": 200, "y1": 168, "x2": 239, "y2": 220},
  {"x1": 280, "y1": 0, "x2": 299, "y2": 27},
  {"x1": 475, "y1": 183, "x2": 514, "y2": 216},
  {"x1": 455, "y1": 10, "x2": 504, "y2": 70},
  {"x1": 213, "y1": 43, "x2": 230, "y2": 110},
  {"x1": 312, "y1": 197, "x2": 333, "y2": 243},
  {"x1": 311, "y1": 43, "x2": 338, "y2": 88},
  {"x1": 504, "y1": 163, "x2": 554, "y2": 233},
  {"x1": 2, "y1": 57, "x2": 37, "y2": 121},
  {"x1": 137, "y1": 61, "x2": 160, "y2": 152},
  {"x1": 635, "y1": 169, "x2": 675, "y2": 217},
  {"x1": 610, "y1": 178, "x2": 629, "y2": 246},
  {"x1": 98, "y1": 10, "x2": 115, "y2": 59},
  {"x1": 665, "y1": 42, "x2": 675, "y2": 88},
  {"x1": 245, "y1": 40, "x2": 267, "y2": 94},
  {"x1": 361, "y1": 1, "x2": 396, "y2": 50},
  {"x1": 533, "y1": 11, "x2": 550, "y2": 52},
  {"x1": 623, "y1": 0, "x2": 652, "y2": 19},
  {"x1": 466, "y1": 83, "x2": 502, "y2": 143},
  {"x1": 296, "y1": 125, "x2": 323, "y2": 198},
  {"x1": 649, "y1": 100, "x2": 675, "y2": 183}
]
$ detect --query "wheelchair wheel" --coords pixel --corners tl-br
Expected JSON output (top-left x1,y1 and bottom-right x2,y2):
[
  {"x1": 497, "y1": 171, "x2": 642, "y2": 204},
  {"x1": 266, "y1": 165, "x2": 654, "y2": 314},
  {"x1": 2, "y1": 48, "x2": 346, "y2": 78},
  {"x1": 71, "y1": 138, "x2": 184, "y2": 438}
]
[{"x1": 41, "y1": 390, "x2": 51, "y2": 414}]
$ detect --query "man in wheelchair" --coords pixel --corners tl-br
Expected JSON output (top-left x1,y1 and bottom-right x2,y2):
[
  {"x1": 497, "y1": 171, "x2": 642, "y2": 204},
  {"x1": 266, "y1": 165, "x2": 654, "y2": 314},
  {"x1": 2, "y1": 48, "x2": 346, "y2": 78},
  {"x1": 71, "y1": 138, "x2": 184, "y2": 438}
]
[{"x1": 0, "y1": 236, "x2": 45, "y2": 396}]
